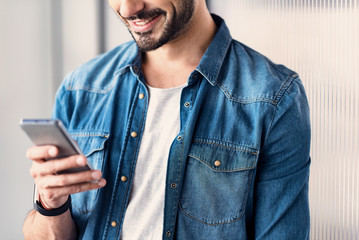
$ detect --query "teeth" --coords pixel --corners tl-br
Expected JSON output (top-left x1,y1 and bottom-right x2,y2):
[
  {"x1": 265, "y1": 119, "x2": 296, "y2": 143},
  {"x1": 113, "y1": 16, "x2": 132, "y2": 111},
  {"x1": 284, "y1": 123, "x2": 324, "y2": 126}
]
[
  {"x1": 134, "y1": 16, "x2": 155, "y2": 26},
  {"x1": 136, "y1": 19, "x2": 151, "y2": 26}
]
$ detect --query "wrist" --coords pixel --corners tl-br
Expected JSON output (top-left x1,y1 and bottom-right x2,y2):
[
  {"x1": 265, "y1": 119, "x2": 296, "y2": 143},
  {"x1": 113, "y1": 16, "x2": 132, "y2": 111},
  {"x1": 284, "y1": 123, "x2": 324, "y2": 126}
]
[{"x1": 34, "y1": 195, "x2": 71, "y2": 217}]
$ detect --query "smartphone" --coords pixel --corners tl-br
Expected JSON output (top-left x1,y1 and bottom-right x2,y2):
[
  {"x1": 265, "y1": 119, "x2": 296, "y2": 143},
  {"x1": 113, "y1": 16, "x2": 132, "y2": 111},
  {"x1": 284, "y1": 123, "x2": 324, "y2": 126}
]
[{"x1": 20, "y1": 119, "x2": 93, "y2": 174}]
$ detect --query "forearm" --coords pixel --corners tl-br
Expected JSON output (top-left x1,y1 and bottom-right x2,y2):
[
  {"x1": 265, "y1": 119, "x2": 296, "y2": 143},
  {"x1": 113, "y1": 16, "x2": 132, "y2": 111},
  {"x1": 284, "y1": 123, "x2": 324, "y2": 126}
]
[{"x1": 23, "y1": 209, "x2": 77, "y2": 240}]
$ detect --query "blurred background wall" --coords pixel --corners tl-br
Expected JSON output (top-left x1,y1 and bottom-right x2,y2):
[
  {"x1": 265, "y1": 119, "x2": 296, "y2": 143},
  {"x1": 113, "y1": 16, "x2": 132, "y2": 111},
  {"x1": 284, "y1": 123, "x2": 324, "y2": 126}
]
[{"x1": 0, "y1": 0, "x2": 358, "y2": 239}]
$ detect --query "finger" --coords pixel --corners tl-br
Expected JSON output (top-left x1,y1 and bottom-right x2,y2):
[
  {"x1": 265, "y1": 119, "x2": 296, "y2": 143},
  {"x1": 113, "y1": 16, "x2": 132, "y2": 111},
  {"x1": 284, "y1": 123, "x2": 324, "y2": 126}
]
[
  {"x1": 36, "y1": 170, "x2": 103, "y2": 188},
  {"x1": 40, "y1": 179, "x2": 107, "y2": 203},
  {"x1": 30, "y1": 161, "x2": 44, "y2": 178},
  {"x1": 36, "y1": 155, "x2": 88, "y2": 176},
  {"x1": 26, "y1": 145, "x2": 59, "y2": 161}
]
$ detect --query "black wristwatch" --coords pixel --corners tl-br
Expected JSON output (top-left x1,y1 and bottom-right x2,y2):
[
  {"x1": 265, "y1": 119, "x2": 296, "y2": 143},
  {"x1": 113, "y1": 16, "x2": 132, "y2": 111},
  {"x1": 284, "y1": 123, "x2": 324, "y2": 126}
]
[{"x1": 33, "y1": 185, "x2": 71, "y2": 217}]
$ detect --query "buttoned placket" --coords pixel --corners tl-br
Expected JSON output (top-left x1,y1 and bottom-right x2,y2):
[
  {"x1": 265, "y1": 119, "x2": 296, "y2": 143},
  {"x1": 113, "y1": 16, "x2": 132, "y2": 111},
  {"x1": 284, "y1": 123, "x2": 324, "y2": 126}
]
[
  {"x1": 104, "y1": 66, "x2": 149, "y2": 239},
  {"x1": 161, "y1": 73, "x2": 201, "y2": 239}
]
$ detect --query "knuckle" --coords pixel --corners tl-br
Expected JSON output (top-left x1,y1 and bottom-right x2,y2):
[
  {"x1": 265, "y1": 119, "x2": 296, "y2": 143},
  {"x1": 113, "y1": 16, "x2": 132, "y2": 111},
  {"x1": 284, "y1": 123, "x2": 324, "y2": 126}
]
[
  {"x1": 36, "y1": 180, "x2": 47, "y2": 190},
  {"x1": 48, "y1": 160, "x2": 58, "y2": 174},
  {"x1": 72, "y1": 184, "x2": 81, "y2": 194},
  {"x1": 56, "y1": 176, "x2": 67, "y2": 186},
  {"x1": 37, "y1": 165, "x2": 47, "y2": 176}
]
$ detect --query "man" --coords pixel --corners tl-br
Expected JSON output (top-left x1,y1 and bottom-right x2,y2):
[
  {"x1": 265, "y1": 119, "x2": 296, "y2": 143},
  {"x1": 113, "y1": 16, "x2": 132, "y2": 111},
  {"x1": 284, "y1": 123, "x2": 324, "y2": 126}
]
[{"x1": 23, "y1": 0, "x2": 311, "y2": 239}]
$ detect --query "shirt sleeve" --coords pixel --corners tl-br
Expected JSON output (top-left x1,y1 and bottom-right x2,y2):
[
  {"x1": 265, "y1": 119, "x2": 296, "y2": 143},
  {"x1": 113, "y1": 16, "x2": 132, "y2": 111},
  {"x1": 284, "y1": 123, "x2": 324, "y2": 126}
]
[
  {"x1": 51, "y1": 73, "x2": 73, "y2": 127},
  {"x1": 253, "y1": 77, "x2": 311, "y2": 239}
]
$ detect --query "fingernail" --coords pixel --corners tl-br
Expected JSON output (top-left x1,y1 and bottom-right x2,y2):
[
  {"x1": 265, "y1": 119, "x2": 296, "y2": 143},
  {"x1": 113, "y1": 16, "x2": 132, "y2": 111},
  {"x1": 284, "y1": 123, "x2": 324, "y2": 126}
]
[
  {"x1": 48, "y1": 148, "x2": 57, "y2": 157},
  {"x1": 98, "y1": 179, "x2": 106, "y2": 187},
  {"x1": 92, "y1": 171, "x2": 101, "y2": 179},
  {"x1": 76, "y1": 157, "x2": 86, "y2": 165}
]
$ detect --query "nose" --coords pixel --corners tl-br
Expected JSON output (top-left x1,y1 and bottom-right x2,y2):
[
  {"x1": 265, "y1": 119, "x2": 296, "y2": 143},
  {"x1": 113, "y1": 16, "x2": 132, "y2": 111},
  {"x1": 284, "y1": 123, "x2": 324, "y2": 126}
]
[{"x1": 108, "y1": 0, "x2": 145, "y2": 18}]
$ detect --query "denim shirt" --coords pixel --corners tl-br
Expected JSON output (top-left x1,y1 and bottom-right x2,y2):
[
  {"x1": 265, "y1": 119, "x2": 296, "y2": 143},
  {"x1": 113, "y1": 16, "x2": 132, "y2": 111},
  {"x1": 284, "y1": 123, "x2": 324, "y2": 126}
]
[{"x1": 52, "y1": 15, "x2": 311, "y2": 240}]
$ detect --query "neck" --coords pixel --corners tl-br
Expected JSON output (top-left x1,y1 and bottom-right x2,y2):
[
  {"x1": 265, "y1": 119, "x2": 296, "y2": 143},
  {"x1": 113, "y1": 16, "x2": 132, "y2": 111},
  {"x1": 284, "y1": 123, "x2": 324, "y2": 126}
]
[{"x1": 142, "y1": 4, "x2": 217, "y2": 88}]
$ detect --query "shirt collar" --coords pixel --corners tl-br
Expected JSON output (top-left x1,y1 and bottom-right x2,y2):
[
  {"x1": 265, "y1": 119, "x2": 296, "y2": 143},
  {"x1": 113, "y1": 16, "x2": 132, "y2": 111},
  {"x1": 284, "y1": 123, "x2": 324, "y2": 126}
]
[
  {"x1": 113, "y1": 42, "x2": 142, "y2": 77},
  {"x1": 194, "y1": 14, "x2": 232, "y2": 86},
  {"x1": 115, "y1": 14, "x2": 233, "y2": 86}
]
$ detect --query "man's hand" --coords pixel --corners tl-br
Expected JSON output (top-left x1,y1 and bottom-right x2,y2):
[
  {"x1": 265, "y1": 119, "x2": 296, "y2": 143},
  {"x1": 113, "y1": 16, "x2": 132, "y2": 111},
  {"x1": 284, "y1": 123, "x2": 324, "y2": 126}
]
[{"x1": 27, "y1": 145, "x2": 106, "y2": 209}]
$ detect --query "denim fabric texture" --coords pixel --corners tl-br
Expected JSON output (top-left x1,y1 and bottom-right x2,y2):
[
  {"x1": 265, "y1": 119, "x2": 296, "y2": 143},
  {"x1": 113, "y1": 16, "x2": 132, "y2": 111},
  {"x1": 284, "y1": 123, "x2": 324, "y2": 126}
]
[{"x1": 52, "y1": 15, "x2": 311, "y2": 240}]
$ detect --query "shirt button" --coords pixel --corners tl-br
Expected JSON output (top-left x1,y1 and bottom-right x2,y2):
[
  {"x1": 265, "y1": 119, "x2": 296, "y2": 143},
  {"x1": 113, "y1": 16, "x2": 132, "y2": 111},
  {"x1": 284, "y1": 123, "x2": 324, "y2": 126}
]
[
  {"x1": 131, "y1": 131, "x2": 138, "y2": 138},
  {"x1": 214, "y1": 160, "x2": 222, "y2": 167},
  {"x1": 177, "y1": 135, "x2": 182, "y2": 141},
  {"x1": 184, "y1": 102, "x2": 191, "y2": 108},
  {"x1": 133, "y1": 66, "x2": 139, "y2": 72},
  {"x1": 166, "y1": 231, "x2": 171, "y2": 237},
  {"x1": 139, "y1": 93, "x2": 145, "y2": 99},
  {"x1": 111, "y1": 221, "x2": 117, "y2": 227},
  {"x1": 170, "y1": 183, "x2": 177, "y2": 189},
  {"x1": 121, "y1": 176, "x2": 128, "y2": 182}
]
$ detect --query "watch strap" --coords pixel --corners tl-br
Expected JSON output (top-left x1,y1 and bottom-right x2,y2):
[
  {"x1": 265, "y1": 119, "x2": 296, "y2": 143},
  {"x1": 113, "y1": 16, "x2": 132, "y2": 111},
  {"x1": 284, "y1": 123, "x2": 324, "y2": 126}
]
[{"x1": 34, "y1": 195, "x2": 71, "y2": 217}]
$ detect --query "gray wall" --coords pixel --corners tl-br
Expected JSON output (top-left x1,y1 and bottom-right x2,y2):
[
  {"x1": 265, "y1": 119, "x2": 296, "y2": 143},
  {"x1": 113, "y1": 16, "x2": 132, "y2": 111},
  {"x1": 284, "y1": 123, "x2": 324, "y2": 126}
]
[
  {"x1": 0, "y1": 0, "x2": 53, "y2": 238},
  {"x1": 0, "y1": 0, "x2": 130, "y2": 238}
]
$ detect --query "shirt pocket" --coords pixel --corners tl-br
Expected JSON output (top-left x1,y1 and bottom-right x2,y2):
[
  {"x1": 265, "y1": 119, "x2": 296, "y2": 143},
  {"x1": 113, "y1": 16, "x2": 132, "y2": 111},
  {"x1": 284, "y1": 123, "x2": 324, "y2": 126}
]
[
  {"x1": 69, "y1": 131, "x2": 109, "y2": 214},
  {"x1": 180, "y1": 139, "x2": 258, "y2": 225}
]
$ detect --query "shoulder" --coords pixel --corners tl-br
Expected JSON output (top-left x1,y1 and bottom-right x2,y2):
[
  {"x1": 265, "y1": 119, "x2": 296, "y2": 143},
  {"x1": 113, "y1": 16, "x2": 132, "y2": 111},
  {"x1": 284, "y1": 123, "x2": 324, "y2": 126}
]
[
  {"x1": 61, "y1": 41, "x2": 138, "y2": 94},
  {"x1": 218, "y1": 40, "x2": 302, "y2": 105}
]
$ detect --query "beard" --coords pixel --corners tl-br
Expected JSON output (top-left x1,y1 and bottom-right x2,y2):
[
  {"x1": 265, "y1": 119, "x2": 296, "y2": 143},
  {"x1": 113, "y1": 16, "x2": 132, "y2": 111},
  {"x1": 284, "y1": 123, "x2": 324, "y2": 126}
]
[{"x1": 124, "y1": 0, "x2": 195, "y2": 52}]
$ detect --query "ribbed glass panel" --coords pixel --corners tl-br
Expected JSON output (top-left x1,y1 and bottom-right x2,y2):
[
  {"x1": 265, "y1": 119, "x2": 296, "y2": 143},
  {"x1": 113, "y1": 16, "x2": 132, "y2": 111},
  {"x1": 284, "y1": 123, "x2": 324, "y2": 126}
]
[{"x1": 210, "y1": 1, "x2": 359, "y2": 239}]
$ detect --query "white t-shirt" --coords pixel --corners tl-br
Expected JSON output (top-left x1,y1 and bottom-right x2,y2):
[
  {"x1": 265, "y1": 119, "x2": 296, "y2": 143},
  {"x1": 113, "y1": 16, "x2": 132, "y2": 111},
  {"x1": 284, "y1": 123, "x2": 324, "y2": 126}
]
[{"x1": 120, "y1": 84, "x2": 185, "y2": 240}]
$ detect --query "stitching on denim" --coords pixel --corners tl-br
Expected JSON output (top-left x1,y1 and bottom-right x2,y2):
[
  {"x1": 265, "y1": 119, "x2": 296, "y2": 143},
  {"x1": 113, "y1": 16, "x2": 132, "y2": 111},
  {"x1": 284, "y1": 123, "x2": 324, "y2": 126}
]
[
  {"x1": 196, "y1": 33, "x2": 231, "y2": 86},
  {"x1": 113, "y1": 64, "x2": 131, "y2": 77},
  {"x1": 263, "y1": 76, "x2": 298, "y2": 148},
  {"x1": 179, "y1": 202, "x2": 244, "y2": 226},
  {"x1": 70, "y1": 134, "x2": 109, "y2": 137},
  {"x1": 71, "y1": 134, "x2": 109, "y2": 157},
  {"x1": 85, "y1": 147, "x2": 104, "y2": 158},
  {"x1": 67, "y1": 85, "x2": 114, "y2": 95},
  {"x1": 117, "y1": 83, "x2": 148, "y2": 238},
  {"x1": 66, "y1": 67, "x2": 117, "y2": 94},
  {"x1": 192, "y1": 137, "x2": 259, "y2": 154},
  {"x1": 188, "y1": 154, "x2": 255, "y2": 172},
  {"x1": 192, "y1": 137, "x2": 258, "y2": 154},
  {"x1": 178, "y1": 161, "x2": 254, "y2": 226},
  {"x1": 102, "y1": 83, "x2": 142, "y2": 239},
  {"x1": 273, "y1": 74, "x2": 296, "y2": 104},
  {"x1": 192, "y1": 140, "x2": 258, "y2": 155},
  {"x1": 172, "y1": 125, "x2": 187, "y2": 232},
  {"x1": 216, "y1": 80, "x2": 278, "y2": 105},
  {"x1": 196, "y1": 69, "x2": 214, "y2": 86}
]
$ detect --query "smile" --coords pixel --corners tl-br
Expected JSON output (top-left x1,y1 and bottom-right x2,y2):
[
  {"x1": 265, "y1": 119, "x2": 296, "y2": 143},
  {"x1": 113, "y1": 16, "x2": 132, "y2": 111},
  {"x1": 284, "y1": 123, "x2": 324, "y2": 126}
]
[{"x1": 129, "y1": 15, "x2": 162, "y2": 33}]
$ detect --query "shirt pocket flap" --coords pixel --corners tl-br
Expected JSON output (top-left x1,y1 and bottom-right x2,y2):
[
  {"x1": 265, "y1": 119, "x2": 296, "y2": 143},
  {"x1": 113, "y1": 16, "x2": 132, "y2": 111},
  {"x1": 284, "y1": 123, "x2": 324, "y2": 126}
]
[
  {"x1": 69, "y1": 131, "x2": 110, "y2": 158},
  {"x1": 188, "y1": 139, "x2": 258, "y2": 172}
]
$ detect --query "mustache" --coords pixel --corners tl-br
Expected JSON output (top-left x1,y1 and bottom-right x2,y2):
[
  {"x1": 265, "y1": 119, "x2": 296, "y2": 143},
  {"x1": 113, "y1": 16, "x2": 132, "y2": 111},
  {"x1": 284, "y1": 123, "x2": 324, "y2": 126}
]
[{"x1": 124, "y1": 8, "x2": 166, "y2": 21}]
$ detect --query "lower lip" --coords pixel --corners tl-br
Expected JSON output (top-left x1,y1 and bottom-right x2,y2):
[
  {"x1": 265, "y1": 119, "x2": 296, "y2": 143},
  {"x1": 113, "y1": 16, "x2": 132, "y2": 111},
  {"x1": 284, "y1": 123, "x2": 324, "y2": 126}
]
[{"x1": 129, "y1": 15, "x2": 162, "y2": 33}]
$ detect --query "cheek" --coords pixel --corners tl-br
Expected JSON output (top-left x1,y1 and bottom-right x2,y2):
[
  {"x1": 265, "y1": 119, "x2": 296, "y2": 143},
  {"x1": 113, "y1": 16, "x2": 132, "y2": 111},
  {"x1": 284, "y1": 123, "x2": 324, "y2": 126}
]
[{"x1": 108, "y1": 0, "x2": 120, "y2": 11}]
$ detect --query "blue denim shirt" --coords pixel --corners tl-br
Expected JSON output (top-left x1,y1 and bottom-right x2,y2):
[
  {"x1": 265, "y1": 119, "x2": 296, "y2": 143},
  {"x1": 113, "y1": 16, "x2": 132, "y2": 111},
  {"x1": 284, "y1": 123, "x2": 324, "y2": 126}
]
[{"x1": 52, "y1": 15, "x2": 311, "y2": 240}]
